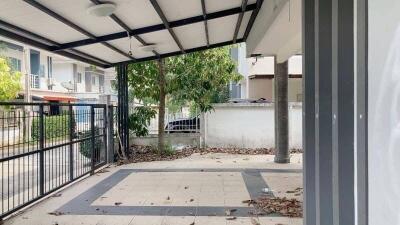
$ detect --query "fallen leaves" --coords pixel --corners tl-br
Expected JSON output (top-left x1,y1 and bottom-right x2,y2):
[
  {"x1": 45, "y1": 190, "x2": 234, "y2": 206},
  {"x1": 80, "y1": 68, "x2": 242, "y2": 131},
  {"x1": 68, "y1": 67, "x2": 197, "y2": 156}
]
[
  {"x1": 253, "y1": 196, "x2": 303, "y2": 218},
  {"x1": 114, "y1": 202, "x2": 122, "y2": 206},
  {"x1": 120, "y1": 146, "x2": 304, "y2": 164}
]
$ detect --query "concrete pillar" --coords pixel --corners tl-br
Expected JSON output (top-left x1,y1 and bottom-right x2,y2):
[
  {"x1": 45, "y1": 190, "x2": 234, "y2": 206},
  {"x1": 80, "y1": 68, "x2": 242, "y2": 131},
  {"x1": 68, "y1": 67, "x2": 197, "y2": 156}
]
[
  {"x1": 302, "y1": 0, "x2": 316, "y2": 223},
  {"x1": 274, "y1": 60, "x2": 289, "y2": 164}
]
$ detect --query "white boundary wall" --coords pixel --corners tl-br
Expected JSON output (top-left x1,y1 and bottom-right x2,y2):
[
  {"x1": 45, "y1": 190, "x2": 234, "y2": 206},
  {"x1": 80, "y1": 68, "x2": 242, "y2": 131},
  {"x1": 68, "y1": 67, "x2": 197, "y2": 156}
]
[{"x1": 203, "y1": 103, "x2": 302, "y2": 149}]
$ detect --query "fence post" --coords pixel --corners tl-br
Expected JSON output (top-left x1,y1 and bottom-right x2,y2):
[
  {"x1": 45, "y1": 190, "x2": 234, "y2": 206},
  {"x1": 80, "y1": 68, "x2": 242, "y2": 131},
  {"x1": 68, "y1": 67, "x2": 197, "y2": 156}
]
[
  {"x1": 39, "y1": 104, "x2": 45, "y2": 195},
  {"x1": 69, "y1": 105, "x2": 74, "y2": 181},
  {"x1": 199, "y1": 112, "x2": 205, "y2": 148},
  {"x1": 90, "y1": 106, "x2": 95, "y2": 175},
  {"x1": 103, "y1": 106, "x2": 107, "y2": 164},
  {"x1": 108, "y1": 106, "x2": 114, "y2": 163}
]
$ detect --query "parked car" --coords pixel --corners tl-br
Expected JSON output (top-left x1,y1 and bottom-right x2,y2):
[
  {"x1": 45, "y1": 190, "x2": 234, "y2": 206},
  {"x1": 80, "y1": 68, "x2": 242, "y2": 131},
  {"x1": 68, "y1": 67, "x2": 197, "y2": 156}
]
[{"x1": 165, "y1": 116, "x2": 200, "y2": 133}]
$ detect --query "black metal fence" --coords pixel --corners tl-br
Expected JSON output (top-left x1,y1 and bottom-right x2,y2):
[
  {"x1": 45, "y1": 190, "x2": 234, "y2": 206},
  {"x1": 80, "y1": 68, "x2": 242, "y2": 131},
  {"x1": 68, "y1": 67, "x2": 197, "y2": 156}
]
[{"x1": 0, "y1": 102, "x2": 111, "y2": 219}]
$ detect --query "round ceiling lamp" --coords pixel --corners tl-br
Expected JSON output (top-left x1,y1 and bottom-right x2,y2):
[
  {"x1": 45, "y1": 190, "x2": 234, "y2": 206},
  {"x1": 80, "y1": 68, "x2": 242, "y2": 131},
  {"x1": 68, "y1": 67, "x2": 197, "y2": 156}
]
[{"x1": 87, "y1": 3, "x2": 116, "y2": 17}]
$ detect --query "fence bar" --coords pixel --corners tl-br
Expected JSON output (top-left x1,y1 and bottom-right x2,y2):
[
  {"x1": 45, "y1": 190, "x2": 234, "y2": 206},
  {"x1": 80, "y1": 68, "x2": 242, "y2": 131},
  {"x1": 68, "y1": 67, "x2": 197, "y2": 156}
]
[
  {"x1": 39, "y1": 104, "x2": 44, "y2": 195},
  {"x1": 69, "y1": 105, "x2": 74, "y2": 181},
  {"x1": 90, "y1": 106, "x2": 95, "y2": 175},
  {"x1": 103, "y1": 106, "x2": 107, "y2": 163},
  {"x1": 107, "y1": 106, "x2": 114, "y2": 163}
]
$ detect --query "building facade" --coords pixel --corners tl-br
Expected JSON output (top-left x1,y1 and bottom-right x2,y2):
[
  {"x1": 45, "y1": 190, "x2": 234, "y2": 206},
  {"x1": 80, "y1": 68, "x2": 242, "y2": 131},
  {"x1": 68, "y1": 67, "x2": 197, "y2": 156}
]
[
  {"x1": 0, "y1": 37, "x2": 117, "y2": 105},
  {"x1": 230, "y1": 43, "x2": 302, "y2": 102}
]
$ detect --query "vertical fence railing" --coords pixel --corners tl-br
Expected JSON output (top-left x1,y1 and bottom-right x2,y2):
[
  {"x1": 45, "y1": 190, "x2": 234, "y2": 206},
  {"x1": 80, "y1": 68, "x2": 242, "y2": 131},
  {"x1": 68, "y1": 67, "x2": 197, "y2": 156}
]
[
  {"x1": 0, "y1": 102, "x2": 109, "y2": 219},
  {"x1": 131, "y1": 105, "x2": 200, "y2": 134}
]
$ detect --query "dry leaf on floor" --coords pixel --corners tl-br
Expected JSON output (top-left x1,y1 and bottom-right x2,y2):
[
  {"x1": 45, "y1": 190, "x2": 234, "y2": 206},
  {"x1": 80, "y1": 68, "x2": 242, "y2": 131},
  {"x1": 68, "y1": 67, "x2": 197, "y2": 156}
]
[
  {"x1": 48, "y1": 211, "x2": 64, "y2": 216},
  {"x1": 226, "y1": 217, "x2": 237, "y2": 220},
  {"x1": 51, "y1": 193, "x2": 62, "y2": 197},
  {"x1": 251, "y1": 218, "x2": 261, "y2": 225},
  {"x1": 114, "y1": 202, "x2": 122, "y2": 206},
  {"x1": 225, "y1": 209, "x2": 237, "y2": 216}
]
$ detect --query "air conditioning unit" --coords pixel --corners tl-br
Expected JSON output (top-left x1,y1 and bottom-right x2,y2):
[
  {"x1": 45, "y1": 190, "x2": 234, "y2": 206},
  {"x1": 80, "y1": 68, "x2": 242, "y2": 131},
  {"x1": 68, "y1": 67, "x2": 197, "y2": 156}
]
[{"x1": 47, "y1": 78, "x2": 56, "y2": 86}]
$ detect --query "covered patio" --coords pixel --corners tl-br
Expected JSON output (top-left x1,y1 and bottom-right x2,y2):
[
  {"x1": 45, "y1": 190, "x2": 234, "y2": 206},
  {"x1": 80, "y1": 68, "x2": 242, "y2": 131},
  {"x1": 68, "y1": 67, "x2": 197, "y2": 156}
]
[{"x1": 5, "y1": 152, "x2": 303, "y2": 225}]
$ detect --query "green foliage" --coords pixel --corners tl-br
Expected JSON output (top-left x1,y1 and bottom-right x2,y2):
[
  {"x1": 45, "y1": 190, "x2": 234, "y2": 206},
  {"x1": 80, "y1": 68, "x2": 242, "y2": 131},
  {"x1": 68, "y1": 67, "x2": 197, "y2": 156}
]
[
  {"x1": 31, "y1": 114, "x2": 72, "y2": 141},
  {"x1": 128, "y1": 106, "x2": 157, "y2": 137},
  {"x1": 167, "y1": 47, "x2": 242, "y2": 112},
  {"x1": 127, "y1": 46, "x2": 241, "y2": 112},
  {"x1": 0, "y1": 57, "x2": 22, "y2": 102},
  {"x1": 78, "y1": 127, "x2": 102, "y2": 160},
  {"x1": 126, "y1": 46, "x2": 241, "y2": 153},
  {"x1": 162, "y1": 143, "x2": 175, "y2": 156}
]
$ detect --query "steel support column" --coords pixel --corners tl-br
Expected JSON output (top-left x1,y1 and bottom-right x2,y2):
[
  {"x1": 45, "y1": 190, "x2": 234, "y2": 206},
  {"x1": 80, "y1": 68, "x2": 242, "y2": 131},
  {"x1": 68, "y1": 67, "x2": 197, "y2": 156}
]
[
  {"x1": 302, "y1": 0, "x2": 316, "y2": 223},
  {"x1": 274, "y1": 60, "x2": 289, "y2": 164},
  {"x1": 117, "y1": 64, "x2": 129, "y2": 156},
  {"x1": 332, "y1": 0, "x2": 355, "y2": 224},
  {"x1": 356, "y1": 0, "x2": 368, "y2": 224},
  {"x1": 315, "y1": 0, "x2": 333, "y2": 224}
]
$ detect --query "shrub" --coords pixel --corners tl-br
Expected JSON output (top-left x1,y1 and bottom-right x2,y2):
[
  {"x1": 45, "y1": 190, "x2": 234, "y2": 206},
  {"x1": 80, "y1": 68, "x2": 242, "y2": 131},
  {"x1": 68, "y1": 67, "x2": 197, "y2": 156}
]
[
  {"x1": 31, "y1": 114, "x2": 74, "y2": 141},
  {"x1": 128, "y1": 106, "x2": 157, "y2": 137},
  {"x1": 78, "y1": 127, "x2": 102, "y2": 161}
]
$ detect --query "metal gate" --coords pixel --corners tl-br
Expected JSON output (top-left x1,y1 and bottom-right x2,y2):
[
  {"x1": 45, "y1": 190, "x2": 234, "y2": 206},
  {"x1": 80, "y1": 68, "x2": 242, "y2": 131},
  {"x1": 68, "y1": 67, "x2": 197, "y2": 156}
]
[{"x1": 0, "y1": 102, "x2": 109, "y2": 219}]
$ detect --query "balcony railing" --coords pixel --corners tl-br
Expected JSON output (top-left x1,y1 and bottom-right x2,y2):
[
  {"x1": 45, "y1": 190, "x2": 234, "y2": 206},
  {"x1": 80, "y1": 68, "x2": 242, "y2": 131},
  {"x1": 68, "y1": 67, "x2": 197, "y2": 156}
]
[{"x1": 30, "y1": 74, "x2": 40, "y2": 89}]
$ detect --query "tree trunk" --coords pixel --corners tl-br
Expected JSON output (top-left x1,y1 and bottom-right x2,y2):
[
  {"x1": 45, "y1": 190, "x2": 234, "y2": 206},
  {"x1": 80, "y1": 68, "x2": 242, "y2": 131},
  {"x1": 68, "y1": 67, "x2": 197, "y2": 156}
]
[{"x1": 157, "y1": 58, "x2": 166, "y2": 153}]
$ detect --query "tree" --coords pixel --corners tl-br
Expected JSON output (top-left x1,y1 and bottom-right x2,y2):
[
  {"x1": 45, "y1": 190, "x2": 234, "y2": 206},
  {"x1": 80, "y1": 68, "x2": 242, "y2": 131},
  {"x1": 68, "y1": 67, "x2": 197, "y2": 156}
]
[
  {"x1": 127, "y1": 46, "x2": 241, "y2": 153},
  {"x1": 0, "y1": 57, "x2": 22, "y2": 102}
]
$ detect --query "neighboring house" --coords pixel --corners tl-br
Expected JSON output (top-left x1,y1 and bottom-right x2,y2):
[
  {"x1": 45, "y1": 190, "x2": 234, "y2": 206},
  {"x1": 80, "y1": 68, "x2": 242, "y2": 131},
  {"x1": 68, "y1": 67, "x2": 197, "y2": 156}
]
[
  {"x1": 230, "y1": 43, "x2": 302, "y2": 102},
  {"x1": 0, "y1": 37, "x2": 117, "y2": 108}
]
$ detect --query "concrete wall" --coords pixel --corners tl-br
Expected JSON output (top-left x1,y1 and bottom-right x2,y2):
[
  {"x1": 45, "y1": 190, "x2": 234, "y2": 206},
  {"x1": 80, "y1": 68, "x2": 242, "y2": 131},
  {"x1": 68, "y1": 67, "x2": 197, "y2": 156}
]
[
  {"x1": 203, "y1": 103, "x2": 302, "y2": 149},
  {"x1": 247, "y1": 78, "x2": 302, "y2": 102},
  {"x1": 248, "y1": 78, "x2": 274, "y2": 100},
  {"x1": 368, "y1": 0, "x2": 400, "y2": 224}
]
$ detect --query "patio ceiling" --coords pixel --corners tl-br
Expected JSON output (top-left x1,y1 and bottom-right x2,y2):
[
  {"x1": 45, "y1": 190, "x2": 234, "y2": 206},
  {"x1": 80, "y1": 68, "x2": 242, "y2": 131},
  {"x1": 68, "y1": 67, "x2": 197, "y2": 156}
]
[{"x1": 0, "y1": 0, "x2": 263, "y2": 68}]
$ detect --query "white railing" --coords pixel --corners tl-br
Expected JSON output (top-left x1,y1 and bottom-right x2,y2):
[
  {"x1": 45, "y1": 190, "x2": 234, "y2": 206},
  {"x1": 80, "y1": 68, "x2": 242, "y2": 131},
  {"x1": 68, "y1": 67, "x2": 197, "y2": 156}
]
[
  {"x1": 30, "y1": 74, "x2": 40, "y2": 89},
  {"x1": 131, "y1": 106, "x2": 200, "y2": 135}
]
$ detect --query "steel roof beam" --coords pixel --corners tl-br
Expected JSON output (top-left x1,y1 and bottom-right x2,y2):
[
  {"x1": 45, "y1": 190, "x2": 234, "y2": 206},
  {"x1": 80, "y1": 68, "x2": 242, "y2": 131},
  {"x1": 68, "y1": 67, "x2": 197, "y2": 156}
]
[
  {"x1": 22, "y1": 0, "x2": 135, "y2": 60},
  {"x1": 233, "y1": 0, "x2": 248, "y2": 43},
  {"x1": 0, "y1": 19, "x2": 110, "y2": 66},
  {"x1": 243, "y1": 0, "x2": 263, "y2": 41},
  {"x1": 200, "y1": 0, "x2": 210, "y2": 47},
  {"x1": 108, "y1": 38, "x2": 244, "y2": 68},
  {"x1": 149, "y1": 0, "x2": 185, "y2": 53},
  {"x1": 0, "y1": 27, "x2": 109, "y2": 68},
  {"x1": 53, "y1": 3, "x2": 258, "y2": 51},
  {"x1": 89, "y1": 0, "x2": 160, "y2": 57}
]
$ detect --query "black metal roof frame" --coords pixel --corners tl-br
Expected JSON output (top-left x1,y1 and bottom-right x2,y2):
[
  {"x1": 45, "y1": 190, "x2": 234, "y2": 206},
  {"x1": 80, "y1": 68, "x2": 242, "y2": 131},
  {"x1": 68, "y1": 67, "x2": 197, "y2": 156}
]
[{"x1": 0, "y1": 0, "x2": 263, "y2": 68}]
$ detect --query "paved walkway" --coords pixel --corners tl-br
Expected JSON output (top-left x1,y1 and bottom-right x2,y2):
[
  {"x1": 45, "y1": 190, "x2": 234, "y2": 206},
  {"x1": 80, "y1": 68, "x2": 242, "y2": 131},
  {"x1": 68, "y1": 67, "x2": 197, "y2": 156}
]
[{"x1": 4, "y1": 153, "x2": 303, "y2": 225}]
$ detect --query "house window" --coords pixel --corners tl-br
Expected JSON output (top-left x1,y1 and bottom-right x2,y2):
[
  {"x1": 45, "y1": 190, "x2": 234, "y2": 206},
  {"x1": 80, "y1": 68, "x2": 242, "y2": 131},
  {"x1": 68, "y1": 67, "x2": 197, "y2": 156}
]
[
  {"x1": 8, "y1": 57, "x2": 21, "y2": 72},
  {"x1": 47, "y1": 56, "x2": 52, "y2": 78},
  {"x1": 39, "y1": 65, "x2": 45, "y2": 77},
  {"x1": 77, "y1": 73, "x2": 82, "y2": 83},
  {"x1": 92, "y1": 76, "x2": 96, "y2": 85}
]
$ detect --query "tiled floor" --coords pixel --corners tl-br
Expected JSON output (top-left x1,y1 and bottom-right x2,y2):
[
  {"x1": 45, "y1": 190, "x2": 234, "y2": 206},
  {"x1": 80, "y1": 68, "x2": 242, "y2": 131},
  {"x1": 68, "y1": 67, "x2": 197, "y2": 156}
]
[{"x1": 4, "y1": 153, "x2": 303, "y2": 225}]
